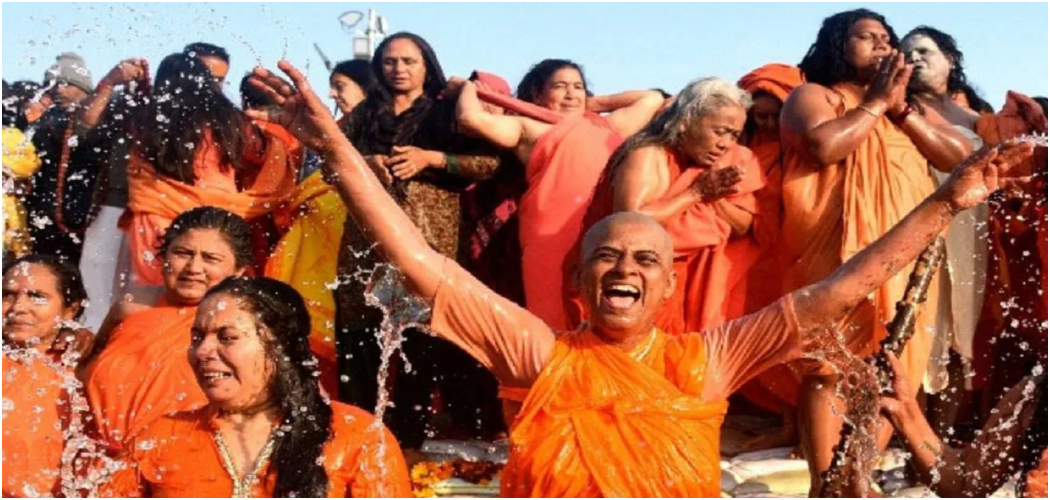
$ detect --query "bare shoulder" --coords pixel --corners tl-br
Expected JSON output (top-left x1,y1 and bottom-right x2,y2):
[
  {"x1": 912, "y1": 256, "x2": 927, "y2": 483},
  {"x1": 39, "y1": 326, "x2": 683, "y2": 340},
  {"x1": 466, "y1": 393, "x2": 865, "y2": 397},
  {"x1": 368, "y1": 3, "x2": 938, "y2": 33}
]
[{"x1": 785, "y1": 83, "x2": 839, "y2": 111}]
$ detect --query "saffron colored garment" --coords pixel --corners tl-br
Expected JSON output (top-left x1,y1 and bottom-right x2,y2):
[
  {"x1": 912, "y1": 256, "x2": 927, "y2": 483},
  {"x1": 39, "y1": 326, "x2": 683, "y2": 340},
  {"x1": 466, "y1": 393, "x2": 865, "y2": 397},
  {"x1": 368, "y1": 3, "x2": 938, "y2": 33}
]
[
  {"x1": 264, "y1": 170, "x2": 346, "y2": 396},
  {"x1": 100, "y1": 403, "x2": 411, "y2": 498},
  {"x1": 80, "y1": 304, "x2": 206, "y2": 451},
  {"x1": 2, "y1": 349, "x2": 73, "y2": 497},
  {"x1": 123, "y1": 123, "x2": 300, "y2": 285},
  {"x1": 427, "y1": 260, "x2": 805, "y2": 497},
  {"x1": 778, "y1": 85, "x2": 940, "y2": 396}
]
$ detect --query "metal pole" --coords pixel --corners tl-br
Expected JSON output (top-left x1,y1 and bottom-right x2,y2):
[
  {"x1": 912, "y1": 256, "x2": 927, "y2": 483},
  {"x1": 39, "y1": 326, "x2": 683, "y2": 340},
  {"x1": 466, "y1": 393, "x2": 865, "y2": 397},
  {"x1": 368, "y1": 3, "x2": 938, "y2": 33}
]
[{"x1": 367, "y1": 9, "x2": 377, "y2": 58}]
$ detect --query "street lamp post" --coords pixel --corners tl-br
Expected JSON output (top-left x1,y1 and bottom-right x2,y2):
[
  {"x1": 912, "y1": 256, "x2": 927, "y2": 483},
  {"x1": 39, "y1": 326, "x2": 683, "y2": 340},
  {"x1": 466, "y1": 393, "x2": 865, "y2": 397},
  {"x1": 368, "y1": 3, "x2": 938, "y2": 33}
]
[{"x1": 339, "y1": 8, "x2": 389, "y2": 61}]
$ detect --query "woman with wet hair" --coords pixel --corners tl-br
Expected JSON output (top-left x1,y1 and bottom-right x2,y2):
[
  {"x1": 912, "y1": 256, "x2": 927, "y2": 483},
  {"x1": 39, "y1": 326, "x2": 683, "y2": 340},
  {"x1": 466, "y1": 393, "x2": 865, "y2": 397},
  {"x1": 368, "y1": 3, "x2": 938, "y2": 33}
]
[
  {"x1": 328, "y1": 59, "x2": 373, "y2": 117},
  {"x1": 2, "y1": 254, "x2": 88, "y2": 497},
  {"x1": 102, "y1": 277, "x2": 410, "y2": 498},
  {"x1": 80, "y1": 206, "x2": 252, "y2": 452}
]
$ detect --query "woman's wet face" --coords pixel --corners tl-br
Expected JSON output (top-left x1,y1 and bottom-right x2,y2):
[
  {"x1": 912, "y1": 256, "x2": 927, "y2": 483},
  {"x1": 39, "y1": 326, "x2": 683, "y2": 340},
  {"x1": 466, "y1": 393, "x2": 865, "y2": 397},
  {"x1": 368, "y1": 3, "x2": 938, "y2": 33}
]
[
  {"x1": 380, "y1": 38, "x2": 427, "y2": 96},
  {"x1": 2, "y1": 263, "x2": 77, "y2": 348},
  {"x1": 845, "y1": 18, "x2": 894, "y2": 81},
  {"x1": 535, "y1": 67, "x2": 586, "y2": 115},
  {"x1": 161, "y1": 229, "x2": 246, "y2": 306},
  {"x1": 190, "y1": 293, "x2": 275, "y2": 411},
  {"x1": 679, "y1": 104, "x2": 746, "y2": 168}
]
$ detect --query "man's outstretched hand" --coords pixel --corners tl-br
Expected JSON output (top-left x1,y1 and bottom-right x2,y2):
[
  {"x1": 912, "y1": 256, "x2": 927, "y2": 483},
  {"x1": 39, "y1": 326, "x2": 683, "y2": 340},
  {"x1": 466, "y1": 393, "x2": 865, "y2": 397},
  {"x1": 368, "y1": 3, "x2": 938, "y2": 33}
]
[
  {"x1": 246, "y1": 60, "x2": 348, "y2": 154},
  {"x1": 938, "y1": 139, "x2": 1036, "y2": 212}
]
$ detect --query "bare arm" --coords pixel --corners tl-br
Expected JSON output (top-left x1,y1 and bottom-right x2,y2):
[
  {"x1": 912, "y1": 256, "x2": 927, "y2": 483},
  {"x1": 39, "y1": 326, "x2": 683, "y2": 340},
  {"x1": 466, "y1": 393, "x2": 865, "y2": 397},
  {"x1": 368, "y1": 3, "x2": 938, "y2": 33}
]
[
  {"x1": 791, "y1": 141, "x2": 1036, "y2": 331},
  {"x1": 613, "y1": 146, "x2": 744, "y2": 223},
  {"x1": 76, "y1": 59, "x2": 149, "y2": 133},
  {"x1": 712, "y1": 199, "x2": 753, "y2": 237},
  {"x1": 456, "y1": 81, "x2": 527, "y2": 150},
  {"x1": 896, "y1": 112, "x2": 973, "y2": 172},
  {"x1": 597, "y1": 90, "x2": 666, "y2": 138},
  {"x1": 781, "y1": 83, "x2": 884, "y2": 166}
]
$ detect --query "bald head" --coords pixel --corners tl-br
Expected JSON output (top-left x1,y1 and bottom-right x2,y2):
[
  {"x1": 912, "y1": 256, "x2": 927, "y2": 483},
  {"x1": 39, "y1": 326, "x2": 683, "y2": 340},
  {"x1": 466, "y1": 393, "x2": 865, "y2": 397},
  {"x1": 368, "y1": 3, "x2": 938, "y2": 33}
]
[{"x1": 580, "y1": 212, "x2": 674, "y2": 265}]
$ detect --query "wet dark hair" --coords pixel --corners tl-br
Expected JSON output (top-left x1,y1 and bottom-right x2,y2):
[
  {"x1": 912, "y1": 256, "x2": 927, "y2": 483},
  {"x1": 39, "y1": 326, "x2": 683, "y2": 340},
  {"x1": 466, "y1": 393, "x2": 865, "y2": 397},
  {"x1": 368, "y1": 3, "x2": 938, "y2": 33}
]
[
  {"x1": 135, "y1": 53, "x2": 254, "y2": 183},
  {"x1": 903, "y1": 26, "x2": 993, "y2": 114},
  {"x1": 2, "y1": 80, "x2": 42, "y2": 129},
  {"x1": 239, "y1": 72, "x2": 279, "y2": 110},
  {"x1": 159, "y1": 206, "x2": 253, "y2": 269},
  {"x1": 331, "y1": 59, "x2": 375, "y2": 93},
  {"x1": 203, "y1": 277, "x2": 332, "y2": 498},
  {"x1": 183, "y1": 42, "x2": 230, "y2": 65},
  {"x1": 799, "y1": 9, "x2": 899, "y2": 87},
  {"x1": 516, "y1": 59, "x2": 588, "y2": 104},
  {"x1": 3, "y1": 254, "x2": 87, "y2": 321}
]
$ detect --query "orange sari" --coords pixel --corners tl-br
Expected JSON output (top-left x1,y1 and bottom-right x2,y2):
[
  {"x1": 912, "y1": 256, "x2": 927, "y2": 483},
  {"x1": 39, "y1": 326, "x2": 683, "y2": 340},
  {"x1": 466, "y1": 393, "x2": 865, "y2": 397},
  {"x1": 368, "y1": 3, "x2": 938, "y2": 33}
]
[
  {"x1": 2, "y1": 351, "x2": 71, "y2": 497},
  {"x1": 518, "y1": 114, "x2": 623, "y2": 330},
  {"x1": 101, "y1": 402, "x2": 410, "y2": 498},
  {"x1": 81, "y1": 304, "x2": 206, "y2": 451},
  {"x1": 778, "y1": 85, "x2": 940, "y2": 395},
  {"x1": 123, "y1": 123, "x2": 300, "y2": 285},
  {"x1": 502, "y1": 329, "x2": 726, "y2": 498}
]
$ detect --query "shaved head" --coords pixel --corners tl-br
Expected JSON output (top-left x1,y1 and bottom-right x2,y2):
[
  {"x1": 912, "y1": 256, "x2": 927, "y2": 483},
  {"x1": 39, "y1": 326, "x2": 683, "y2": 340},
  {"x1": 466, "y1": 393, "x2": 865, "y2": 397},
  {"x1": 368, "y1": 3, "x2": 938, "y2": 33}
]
[{"x1": 580, "y1": 212, "x2": 674, "y2": 265}]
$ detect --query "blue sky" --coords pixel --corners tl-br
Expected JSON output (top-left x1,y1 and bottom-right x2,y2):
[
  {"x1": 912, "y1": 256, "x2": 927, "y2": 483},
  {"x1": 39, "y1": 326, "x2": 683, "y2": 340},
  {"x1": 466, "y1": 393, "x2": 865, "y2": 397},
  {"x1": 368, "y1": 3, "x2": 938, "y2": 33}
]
[{"x1": 3, "y1": 2, "x2": 1046, "y2": 110}]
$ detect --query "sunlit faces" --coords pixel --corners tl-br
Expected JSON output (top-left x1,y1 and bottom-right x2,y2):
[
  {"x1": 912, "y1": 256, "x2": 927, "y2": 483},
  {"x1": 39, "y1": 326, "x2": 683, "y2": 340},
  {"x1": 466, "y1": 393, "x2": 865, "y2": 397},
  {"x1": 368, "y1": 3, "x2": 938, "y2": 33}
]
[
  {"x1": 678, "y1": 105, "x2": 746, "y2": 168},
  {"x1": 380, "y1": 38, "x2": 427, "y2": 95},
  {"x1": 902, "y1": 34, "x2": 952, "y2": 92},
  {"x1": 577, "y1": 215, "x2": 676, "y2": 341},
  {"x1": 189, "y1": 294, "x2": 274, "y2": 411},
  {"x1": 161, "y1": 229, "x2": 247, "y2": 306},
  {"x1": 2, "y1": 263, "x2": 77, "y2": 348},
  {"x1": 329, "y1": 73, "x2": 367, "y2": 115},
  {"x1": 749, "y1": 93, "x2": 782, "y2": 138},
  {"x1": 535, "y1": 67, "x2": 586, "y2": 115},
  {"x1": 845, "y1": 18, "x2": 894, "y2": 81},
  {"x1": 199, "y1": 55, "x2": 230, "y2": 86}
]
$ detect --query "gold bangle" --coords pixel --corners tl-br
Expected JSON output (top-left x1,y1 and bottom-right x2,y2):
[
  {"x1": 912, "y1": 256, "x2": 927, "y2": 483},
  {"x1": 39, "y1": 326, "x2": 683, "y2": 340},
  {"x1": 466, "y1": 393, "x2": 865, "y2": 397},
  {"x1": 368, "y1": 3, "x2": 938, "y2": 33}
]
[{"x1": 857, "y1": 104, "x2": 880, "y2": 118}]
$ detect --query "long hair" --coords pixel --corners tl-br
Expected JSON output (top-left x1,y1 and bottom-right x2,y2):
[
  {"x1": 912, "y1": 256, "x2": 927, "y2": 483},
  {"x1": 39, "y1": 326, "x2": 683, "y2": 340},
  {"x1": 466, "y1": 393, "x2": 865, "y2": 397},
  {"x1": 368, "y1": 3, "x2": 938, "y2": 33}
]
[
  {"x1": 331, "y1": 59, "x2": 376, "y2": 93},
  {"x1": 135, "y1": 53, "x2": 253, "y2": 183},
  {"x1": 903, "y1": 26, "x2": 993, "y2": 113},
  {"x1": 606, "y1": 77, "x2": 752, "y2": 173},
  {"x1": 204, "y1": 277, "x2": 332, "y2": 498},
  {"x1": 345, "y1": 32, "x2": 446, "y2": 154},
  {"x1": 515, "y1": 59, "x2": 588, "y2": 104},
  {"x1": 799, "y1": 9, "x2": 899, "y2": 87},
  {"x1": 3, "y1": 254, "x2": 87, "y2": 321},
  {"x1": 159, "y1": 206, "x2": 254, "y2": 269}
]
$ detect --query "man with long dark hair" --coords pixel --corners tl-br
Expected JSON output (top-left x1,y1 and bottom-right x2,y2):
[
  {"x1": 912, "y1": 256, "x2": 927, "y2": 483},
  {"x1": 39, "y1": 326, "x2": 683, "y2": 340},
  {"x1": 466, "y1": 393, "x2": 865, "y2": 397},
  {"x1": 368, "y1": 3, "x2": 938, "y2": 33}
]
[{"x1": 777, "y1": 8, "x2": 974, "y2": 495}]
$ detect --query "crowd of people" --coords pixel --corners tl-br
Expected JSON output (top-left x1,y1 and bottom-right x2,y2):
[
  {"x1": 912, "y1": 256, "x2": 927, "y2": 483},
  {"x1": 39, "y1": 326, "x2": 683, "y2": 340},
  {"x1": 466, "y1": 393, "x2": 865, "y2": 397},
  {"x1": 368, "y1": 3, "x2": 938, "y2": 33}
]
[{"x1": 2, "y1": 7, "x2": 1046, "y2": 498}]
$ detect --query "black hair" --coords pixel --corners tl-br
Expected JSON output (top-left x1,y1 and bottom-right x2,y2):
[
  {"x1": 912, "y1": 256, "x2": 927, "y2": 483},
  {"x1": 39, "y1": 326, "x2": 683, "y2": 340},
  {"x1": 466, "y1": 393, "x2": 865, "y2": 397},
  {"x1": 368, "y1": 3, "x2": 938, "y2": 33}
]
[
  {"x1": 799, "y1": 9, "x2": 899, "y2": 87},
  {"x1": 159, "y1": 206, "x2": 253, "y2": 269},
  {"x1": 3, "y1": 254, "x2": 87, "y2": 321},
  {"x1": 1034, "y1": 97, "x2": 1048, "y2": 117},
  {"x1": 203, "y1": 277, "x2": 332, "y2": 498},
  {"x1": 903, "y1": 26, "x2": 993, "y2": 114},
  {"x1": 516, "y1": 59, "x2": 588, "y2": 104},
  {"x1": 331, "y1": 59, "x2": 375, "y2": 92},
  {"x1": 135, "y1": 52, "x2": 254, "y2": 183},
  {"x1": 183, "y1": 42, "x2": 230, "y2": 64},
  {"x1": 239, "y1": 72, "x2": 279, "y2": 110},
  {"x1": 2, "y1": 80, "x2": 42, "y2": 129}
]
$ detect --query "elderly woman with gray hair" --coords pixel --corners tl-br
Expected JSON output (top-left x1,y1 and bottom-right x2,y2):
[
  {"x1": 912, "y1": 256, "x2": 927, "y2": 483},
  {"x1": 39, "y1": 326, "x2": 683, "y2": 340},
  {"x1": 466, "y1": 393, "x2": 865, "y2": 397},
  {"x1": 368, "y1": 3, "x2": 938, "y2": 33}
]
[{"x1": 571, "y1": 77, "x2": 764, "y2": 333}]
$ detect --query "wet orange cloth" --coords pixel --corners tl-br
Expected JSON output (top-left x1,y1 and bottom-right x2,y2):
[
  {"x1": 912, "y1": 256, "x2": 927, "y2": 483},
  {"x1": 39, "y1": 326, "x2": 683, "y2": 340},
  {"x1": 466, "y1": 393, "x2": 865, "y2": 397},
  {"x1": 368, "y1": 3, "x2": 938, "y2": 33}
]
[
  {"x1": 1026, "y1": 450, "x2": 1049, "y2": 498},
  {"x1": 2, "y1": 351, "x2": 71, "y2": 497},
  {"x1": 428, "y1": 260, "x2": 805, "y2": 497},
  {"x1": 100, "y1": 402, "x2": 411, "y2": 498},
  {"x1": 736, "y1": 64, "x2": 804, "y2": 411},
  {"x1": 519, "y1": 113, "x2": 623, "y2": 330},
  {"x1": 778, "y1": 85, "x2": 940, "y2": 396},
  {"x1": 123, "y1": 123, "x2": 300, "y2": 285},
  {"x1": 81, "y1": 304, "x2": 206, "y2": 451},
  {"x1": 263, "y1": 170, "x2": 346, "y2": 396}
]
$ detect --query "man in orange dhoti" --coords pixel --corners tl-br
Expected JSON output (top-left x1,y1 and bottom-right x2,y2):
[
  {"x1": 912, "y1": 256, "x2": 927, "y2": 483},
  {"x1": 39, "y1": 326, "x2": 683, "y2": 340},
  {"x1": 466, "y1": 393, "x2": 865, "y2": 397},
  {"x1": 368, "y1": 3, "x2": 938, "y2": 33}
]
[
  {"x1": 779, "y1": 9, "x2": 973, "y2": 495},
  {"x1": 247, "y1": 61, "x2": 1032, "y2": 497},
  {"x1": 580, "y1": 77, "x2": 763, "y2": 333},
  {"x1": 456, "y1": 60, "x2": 665, "y2": 330}
]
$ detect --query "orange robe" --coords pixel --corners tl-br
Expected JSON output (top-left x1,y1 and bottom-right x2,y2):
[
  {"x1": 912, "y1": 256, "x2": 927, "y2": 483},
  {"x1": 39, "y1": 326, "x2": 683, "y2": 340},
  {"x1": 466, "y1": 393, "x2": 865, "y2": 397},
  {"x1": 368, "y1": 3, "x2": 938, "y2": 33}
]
[
  {"x1": 518, "y1": 113, "x2": 623, "y2": 330},
  {"x1": 81, "y1": 304, "x2": 206, "y2": 451},
  {"x1": 2, "y1": 350, "x2": 71, "y2": 497},
  {"x1": 101, "y1": 402, "x2": 411, "y2": 498},
  {"x1": 1027, "y1": 450, "x2": 1049, "y2": 499},
  {"x1": 736, "y1": 64, "x2": 805, "y2": 411},
  {"x1": 123, "y1": 123, "x2": 300, "y2": 285},
  {"x1": 263, "y1": 170, "x2": 346, "y2": 396},
  {"x1": 778, "y1": 85, "x2": 940, "y2": 397},
  {"x1": 427, "y1": 260, "x2": 805, "y2": 497}
]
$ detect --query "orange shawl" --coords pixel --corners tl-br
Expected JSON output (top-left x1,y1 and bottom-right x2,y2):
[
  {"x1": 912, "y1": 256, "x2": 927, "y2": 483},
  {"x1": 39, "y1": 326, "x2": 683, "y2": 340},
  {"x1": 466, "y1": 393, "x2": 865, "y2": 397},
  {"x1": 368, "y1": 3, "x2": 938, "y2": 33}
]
[
  {"x1": 779, "y1": 86, "x2": 939, "y2": 393},
  {"x1": 502, "y1": 329, "x2": 727, "y2": 498},
  {"x1": 263, "y1": 170, "x2": 345, "y2": 396},
  {"x1": 123, "y1": 123, "x2": 300, "y2": 285},
  {"x1": 518, "y1": 113, "x2": 623, "y2": 330},
  {"x1": 81, "y1": 304, "x2": 206, "y2": 451},
  {"x1": 2, "y1": 352, "x2": 70, "y2": 497}
]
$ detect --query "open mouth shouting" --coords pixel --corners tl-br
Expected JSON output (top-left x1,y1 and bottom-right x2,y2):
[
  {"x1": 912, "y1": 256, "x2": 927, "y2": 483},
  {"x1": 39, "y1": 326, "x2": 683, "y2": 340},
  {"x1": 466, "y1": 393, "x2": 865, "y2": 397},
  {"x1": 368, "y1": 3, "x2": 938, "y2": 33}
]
[{"x1": 601, "y1": 283, "x2": 642, "y2": 313}]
